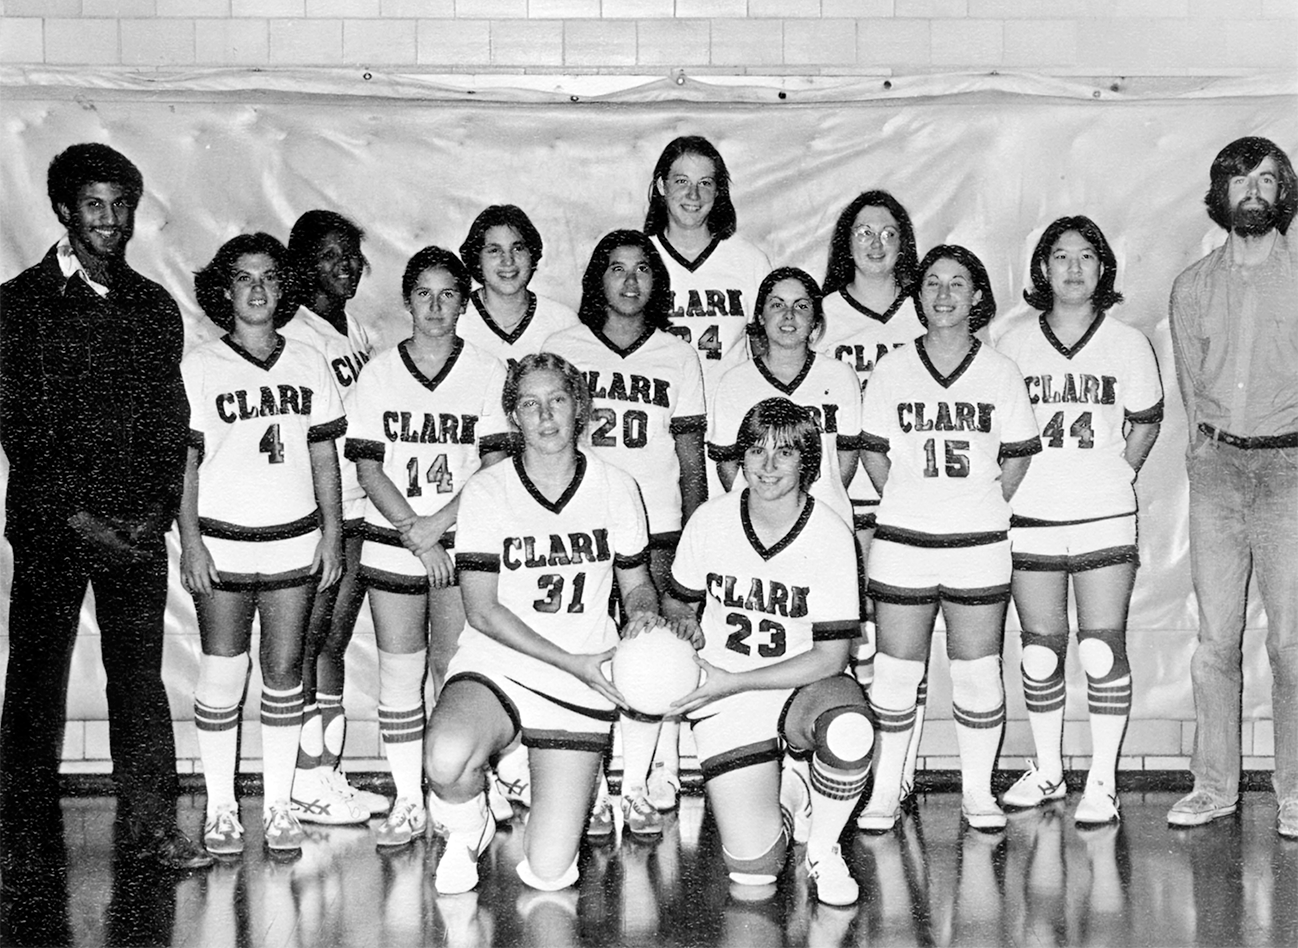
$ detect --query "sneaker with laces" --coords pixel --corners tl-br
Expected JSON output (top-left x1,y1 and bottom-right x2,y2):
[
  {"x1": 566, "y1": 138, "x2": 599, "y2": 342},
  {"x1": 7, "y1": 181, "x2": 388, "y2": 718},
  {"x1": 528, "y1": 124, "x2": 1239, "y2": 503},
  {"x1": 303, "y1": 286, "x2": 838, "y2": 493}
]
[
  {"x1": 806, "y1": 845, "x2": 859, "y2": 906},
  {"x1": 434, "y1": 809, "x2": 497, "y2": 895},
  {"x1": 586, "y1": 795, "x2": 615, "y2": 838},
  {"x1": 779, "y1": 759, "x2": 812, "y2": 844},
  {"x1": 621, "y1": 792, "x2": 664, "y2": 836},
  {"x1": 325, "y1": 767, "x2": 389, "y2": 816},
  {"x1": 487, "y1": 777, "x2": 515, "y2": 823},
  {"x1": 1074, "y1": 781, "x2": 1120, "y2": 825},
  {"x1": 1000, "y1": 763, "x2": 1067, "y2": 809},
  {"x1": 204, "y1": 806, "x2": 245, "y2": 856},
  {"x1": 376, "y1": 797, "x2": 429, "y2": 848},
  {"x1": 962, "y1": 791, "x2": 1007, "y2": 832},
  {"x1": 646, "y1": 762, "x2": 681, "y2": 812},
  {"x1": 290, "y1": 768, "x2": 369, "y2": 825},
  {"x1": 263, "y1": 802, "x2": 306, "y2": 852},
  {"x1": 1278, "y1": 800, "x2": 1298, "y2": 839},
  {"x1": 1167, "y1": 789, "x2": 1238, "y2": 827}
]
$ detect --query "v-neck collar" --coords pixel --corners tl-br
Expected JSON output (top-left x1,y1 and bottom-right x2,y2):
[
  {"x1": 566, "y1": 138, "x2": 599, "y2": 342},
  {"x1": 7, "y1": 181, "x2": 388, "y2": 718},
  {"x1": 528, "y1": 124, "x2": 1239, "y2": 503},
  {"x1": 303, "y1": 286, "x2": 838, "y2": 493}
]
[
  {"x1": 656, "y1": 233, "x2": 721, "y2": 273},
  {"x1": 593, "y1": 323, "x2": 655, "y2": 359},
  {"x1": 399, "y1": 336, "x2": 463, "y2": 392},
  {"x1": 222, "y1": 333, "x2": 285, "y2": 370},
  {"x1": 1040, "y1": 312, "x2": 1104, "y2": 360},
  {"x1": 740, "y1": 489, "x2": 815, "y2": 561},
  {"x1": 471, "y1": 290, "x2": 537, "y2": 345},
  {"x1": 838, "y1": 287, "x2": 906, "y2": 324},
  {"x1": 755, "y1": 350, "x2": 815, "y2": 396},
  {"x1": 515, "y1": 450, "x2": 587, "y2": 515},
  {"x1": 916, "y1": 337, "x2": 979, "y2": 389}
]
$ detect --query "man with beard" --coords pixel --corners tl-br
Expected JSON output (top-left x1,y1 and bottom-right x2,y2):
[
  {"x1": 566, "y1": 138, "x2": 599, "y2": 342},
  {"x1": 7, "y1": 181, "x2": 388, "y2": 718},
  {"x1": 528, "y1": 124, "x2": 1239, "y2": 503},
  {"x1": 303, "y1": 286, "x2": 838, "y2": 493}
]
[
  {"x1": 1167, "y1": 136, "x2": 1298, "y2": 838},
  {"x1": 0, "y1": 144, "x2": 213, "y2": 884}
]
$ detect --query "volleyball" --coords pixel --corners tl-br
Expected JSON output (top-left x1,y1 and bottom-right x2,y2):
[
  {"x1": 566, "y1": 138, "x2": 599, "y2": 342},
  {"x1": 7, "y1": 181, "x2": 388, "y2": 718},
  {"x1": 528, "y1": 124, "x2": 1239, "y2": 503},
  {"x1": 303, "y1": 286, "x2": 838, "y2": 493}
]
[{"x1": 612, "y1": 626, "x2": 702, "y2": 716}]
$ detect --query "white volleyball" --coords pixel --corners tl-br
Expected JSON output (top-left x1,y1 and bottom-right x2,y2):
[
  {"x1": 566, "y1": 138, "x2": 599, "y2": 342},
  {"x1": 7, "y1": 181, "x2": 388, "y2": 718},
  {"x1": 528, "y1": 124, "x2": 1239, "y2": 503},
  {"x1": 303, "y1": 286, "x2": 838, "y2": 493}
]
[{"x1": 611, "y1": 626, "x2": 701, "y2": 717}]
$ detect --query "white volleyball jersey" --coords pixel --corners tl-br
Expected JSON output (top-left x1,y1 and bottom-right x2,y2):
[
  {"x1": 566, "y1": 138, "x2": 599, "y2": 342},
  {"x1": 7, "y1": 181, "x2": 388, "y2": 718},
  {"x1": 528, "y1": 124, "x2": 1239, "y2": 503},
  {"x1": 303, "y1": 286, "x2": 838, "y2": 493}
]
[
  {"x1": 650, "y1": 232, "x2": 770, "y2": 395},
  {"x1": 861, "y1": 339, "x2": 1042, "y2": 538},
  {"x1": 993, "y1": 312, "x2": 1163, "y2": 522},
  {"x1": 345, "y1": 337, "x2": 509, "y2": 569},
  {"x1": 183, "y1": 334, "x2": 346, "y2": 538},
  {"x1": 708, "y1": 353, "x2": 863, "y2": 528},
  {"x1": 817, "y1": 290, "x2": 926, "y2": 511},
  {"x1": 280, "y1": 305, "x2": 375, "y2": 514},
  {"x1": 454, "y1": 450, "x2": 649, "y2": 696},
  {"x1": 458, "y1": 290, "x2": 579, "y2": 368},
  {"x1": 543, "y1": 323, "x2": 706, "y2": 535},
  {"x1": 670, "y1": 489, "x2": 859, "y2": 676}
]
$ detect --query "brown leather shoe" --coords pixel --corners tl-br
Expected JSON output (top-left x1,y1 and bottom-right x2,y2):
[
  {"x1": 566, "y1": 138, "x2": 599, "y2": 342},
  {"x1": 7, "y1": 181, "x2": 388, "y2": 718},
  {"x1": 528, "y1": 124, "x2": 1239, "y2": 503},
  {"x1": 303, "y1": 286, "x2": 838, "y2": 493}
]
[{"x1": 128, "y1": 826, "x2": 216, "y2": 870}]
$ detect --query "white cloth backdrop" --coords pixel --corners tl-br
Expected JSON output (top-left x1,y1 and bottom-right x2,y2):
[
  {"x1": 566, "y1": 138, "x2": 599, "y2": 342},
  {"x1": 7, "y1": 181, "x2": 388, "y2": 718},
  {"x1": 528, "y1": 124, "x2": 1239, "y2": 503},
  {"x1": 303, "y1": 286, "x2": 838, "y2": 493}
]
[{"x1": 1, "y1": 68, "x2": 1295, "y2": 765}]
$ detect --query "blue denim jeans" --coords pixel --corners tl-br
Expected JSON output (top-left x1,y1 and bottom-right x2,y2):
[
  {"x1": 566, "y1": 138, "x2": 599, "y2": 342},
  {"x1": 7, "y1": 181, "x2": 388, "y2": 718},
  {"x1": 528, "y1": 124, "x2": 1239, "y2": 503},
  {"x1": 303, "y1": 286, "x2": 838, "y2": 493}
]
[{"x1": 1186, "y1": 437, "x2": 1298, "y2": 805}]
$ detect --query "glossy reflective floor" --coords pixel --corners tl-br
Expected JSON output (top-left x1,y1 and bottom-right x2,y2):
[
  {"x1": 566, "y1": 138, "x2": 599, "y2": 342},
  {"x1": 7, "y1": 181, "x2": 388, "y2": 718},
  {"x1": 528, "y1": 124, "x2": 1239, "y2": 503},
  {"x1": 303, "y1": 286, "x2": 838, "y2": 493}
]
[{"x1": 3, "y1": 789, "x2": 1296, "y2": 947}]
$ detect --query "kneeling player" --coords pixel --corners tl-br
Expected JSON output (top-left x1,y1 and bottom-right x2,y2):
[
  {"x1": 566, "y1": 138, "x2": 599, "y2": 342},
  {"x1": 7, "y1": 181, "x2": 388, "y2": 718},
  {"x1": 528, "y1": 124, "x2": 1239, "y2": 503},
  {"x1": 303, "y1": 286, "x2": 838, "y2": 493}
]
[
  {"x1": 663, "y1": 398, "x2": 872, "y2": 906},
  {"x1": 423, "y1": 353, "x2": 661, "y2": 894}
]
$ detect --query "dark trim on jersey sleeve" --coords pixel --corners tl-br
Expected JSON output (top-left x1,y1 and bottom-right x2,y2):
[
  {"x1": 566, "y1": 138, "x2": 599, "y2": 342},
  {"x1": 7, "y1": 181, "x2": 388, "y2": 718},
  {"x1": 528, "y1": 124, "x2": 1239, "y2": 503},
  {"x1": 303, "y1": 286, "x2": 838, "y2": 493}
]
[
  {"x1": 1125, "y1": 399, "x2": 1164, "y2": 425},
  {"x1": 614, "y1": 547, "x2": 650, "y2": 569},
  {"x1": 999, "y1": 436, "x2": 1042, "y2": 459},
  {"x1": 344, "y1": 437, "x2": 385, "y2": 463},
  {"x1": 479, "y1": 432, "x2": 512, "y2": 455},
  {"x1": 860, "y1": 432, "x2": 890, "y2": 454},
  {"x1": 837, "y1": 432, "x2": 867, "y2": 451},
  {"x1": 455, "y1": 552, "x2": 500, "y2": 573},
  {"x1": 812, "y1": 619, "x2": 861, "y2": 640},
  {"x1": 708, "y1": 441, "x2": 740, "y2": 462},
  {"x1": 669, "y1": 414, "x2": 708, "y2": 435},
  {"x1": 668, "y1": 575, "x2": 706, "y2": 603},
  {"x1": 308, "y1": 415, "x2": 347, "y2": 444}
]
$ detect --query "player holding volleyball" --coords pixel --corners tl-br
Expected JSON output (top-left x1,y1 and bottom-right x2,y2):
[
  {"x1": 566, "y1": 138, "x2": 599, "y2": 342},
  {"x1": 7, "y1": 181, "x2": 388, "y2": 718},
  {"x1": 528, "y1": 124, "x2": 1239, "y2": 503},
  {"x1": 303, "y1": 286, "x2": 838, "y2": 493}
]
[
  {"x1": 857, "y1": 245, "x2": 1041, "y2": 833},
  {"x1": 345, "y1": 246, "x2": 510, "y2": 848},
  {"x1": 994, "y1": 216, "x2": 1162, "y2": 824},
  {"x1": 663, "y1": 397, "x2": 872, "y2": 906},
  {"x1": 423, "y1": 352, "x2": 661, "y2": 895},
  {"x1": 180, "y1": 233, "x2": 347, "y2": 855}
]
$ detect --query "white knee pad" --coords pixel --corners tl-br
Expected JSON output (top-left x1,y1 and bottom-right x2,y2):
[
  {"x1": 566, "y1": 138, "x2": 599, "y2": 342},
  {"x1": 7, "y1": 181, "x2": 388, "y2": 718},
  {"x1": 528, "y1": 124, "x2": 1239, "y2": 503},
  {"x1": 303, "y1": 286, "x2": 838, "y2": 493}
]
[
  {"x1": 817, "y1": 710, "x2": 875, "y2": 770},
  {"x1": 517, "y1": 855, "x2": 579, "y2": 891},
  {"x1": 378, "y1": 649, "x2": 428, "y2": 708},
  {"x1": 1077, "y1": 629, "x2": 1129, "y2": 684},
  {"x1": 1020, "y1": 632, "x2": 1066, "y2": 681},
  {"x1": 196, "y1": 653, "x2": 250, "y2": 706},
  {"x1": 869, "y1": 653, "x2": 926, "y2": 710},
  {"x1": 949, "y1": 655, "x2": 1003, "y2": 712}
]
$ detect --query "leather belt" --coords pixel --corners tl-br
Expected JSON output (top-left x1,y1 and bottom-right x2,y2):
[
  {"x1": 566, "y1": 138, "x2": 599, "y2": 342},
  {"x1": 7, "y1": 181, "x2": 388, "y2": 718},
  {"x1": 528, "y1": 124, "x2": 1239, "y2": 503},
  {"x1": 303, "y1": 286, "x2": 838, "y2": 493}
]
[{"x1": 1199, "y1": 423, "x2": 1298, "y2": 450}]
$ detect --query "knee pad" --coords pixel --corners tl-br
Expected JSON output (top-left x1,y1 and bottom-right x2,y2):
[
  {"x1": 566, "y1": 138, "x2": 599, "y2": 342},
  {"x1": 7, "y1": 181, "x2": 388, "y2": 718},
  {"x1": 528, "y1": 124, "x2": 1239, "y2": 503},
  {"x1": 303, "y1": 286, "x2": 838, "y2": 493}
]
[
  {"x1": 1077, "y1": 629, "x2": 1130, "y2": 684},
  {"x1": 813, "y1": 707, "x2": 875, "y2": 771},
  {"x1": 517, "y1": 855, "x2": 579, "y2": 891},
  {"x1": 950, "y1": 655, "x2": 1005, "y2": 717},
  {"x1": 1020, "y1": 630, "x2": 1067, "y2": 714},
  {"x1": 869, "y1": 653, "x2": 927, "y2": 713},
  {"x1": 196, "y1": 652, "x2": 250, "y2": 707},
  {"x1": 723, "y1": 826, "x2": 789, "y2": 886},
  {"x1": 378, "y1": 649, "x2": 428, "y2": 708}
]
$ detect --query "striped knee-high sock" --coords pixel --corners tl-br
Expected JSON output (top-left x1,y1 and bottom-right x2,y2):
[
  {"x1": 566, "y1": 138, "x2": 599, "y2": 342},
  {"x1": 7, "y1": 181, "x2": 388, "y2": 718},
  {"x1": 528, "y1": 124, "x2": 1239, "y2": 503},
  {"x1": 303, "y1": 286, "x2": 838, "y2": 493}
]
[{"x1": 260, "y1": 684, "x2": 305, "y2": 806}]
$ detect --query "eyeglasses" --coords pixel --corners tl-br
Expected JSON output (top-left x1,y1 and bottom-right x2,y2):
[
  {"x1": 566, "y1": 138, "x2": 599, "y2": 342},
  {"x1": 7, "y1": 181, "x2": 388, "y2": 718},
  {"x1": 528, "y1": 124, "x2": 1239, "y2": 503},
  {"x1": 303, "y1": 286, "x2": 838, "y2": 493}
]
[{"x1": 850, "y1": 225, "x2": 900, "y2": 246}]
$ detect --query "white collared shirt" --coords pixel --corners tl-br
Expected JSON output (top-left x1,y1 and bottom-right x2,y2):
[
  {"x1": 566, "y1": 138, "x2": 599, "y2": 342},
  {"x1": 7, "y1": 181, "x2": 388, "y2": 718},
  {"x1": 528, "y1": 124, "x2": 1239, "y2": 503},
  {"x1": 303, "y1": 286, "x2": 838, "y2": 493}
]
[{"x1": 56, "y1": 234, "x2": 109, "y2": 297}]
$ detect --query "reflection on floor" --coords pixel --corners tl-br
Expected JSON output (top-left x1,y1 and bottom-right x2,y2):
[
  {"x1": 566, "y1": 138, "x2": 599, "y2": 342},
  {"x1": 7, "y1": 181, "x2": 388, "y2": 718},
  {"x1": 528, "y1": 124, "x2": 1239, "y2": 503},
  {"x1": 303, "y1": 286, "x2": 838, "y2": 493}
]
[{"x1": 2, "y1": 790, "x2": 1296, "y2": 947}]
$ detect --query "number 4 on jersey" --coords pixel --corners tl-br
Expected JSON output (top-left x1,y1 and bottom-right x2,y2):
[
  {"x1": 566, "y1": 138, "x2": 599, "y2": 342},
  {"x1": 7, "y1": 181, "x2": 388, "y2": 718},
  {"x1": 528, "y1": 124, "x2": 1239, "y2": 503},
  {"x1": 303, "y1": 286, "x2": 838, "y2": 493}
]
[
  {"x1": 259, "y1": 423, "x2": 285, "y2": 464},
  {"x1": 1042, "y1": 410, "x2": 1094, "y2": 449},
  {"x1": 405, "y1": 454, "x2": 454, "y2": 497}
]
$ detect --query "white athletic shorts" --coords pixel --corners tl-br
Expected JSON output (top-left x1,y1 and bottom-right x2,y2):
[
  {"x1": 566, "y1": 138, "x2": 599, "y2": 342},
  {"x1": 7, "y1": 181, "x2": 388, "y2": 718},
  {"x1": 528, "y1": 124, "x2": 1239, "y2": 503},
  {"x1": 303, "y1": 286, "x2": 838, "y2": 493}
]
[
  {"x1": 867, "y1": 526, "x2": 1011, "y2": 605},
  {"x1": 1010, "y1": 513, "x2": 1139, "y2": 572}
]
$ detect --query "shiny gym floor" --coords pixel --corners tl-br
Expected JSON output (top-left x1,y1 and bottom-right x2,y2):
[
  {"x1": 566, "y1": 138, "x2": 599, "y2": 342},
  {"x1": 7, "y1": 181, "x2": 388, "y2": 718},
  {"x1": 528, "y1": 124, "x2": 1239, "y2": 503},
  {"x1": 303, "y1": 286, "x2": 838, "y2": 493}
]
[{"x1": 3, "y1": 786, "x2": 1296, "y2": 947}]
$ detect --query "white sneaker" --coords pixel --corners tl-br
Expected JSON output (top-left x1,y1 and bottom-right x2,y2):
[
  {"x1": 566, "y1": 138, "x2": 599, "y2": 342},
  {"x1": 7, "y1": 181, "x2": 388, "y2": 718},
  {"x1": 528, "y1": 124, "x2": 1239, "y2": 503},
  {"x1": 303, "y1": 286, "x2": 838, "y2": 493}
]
[
  {"x1": 434, "y1": 809, "x2": 497, "y2": 895},
  {"x1": 646, "y1": 762, "x2": 681, "y2": 812},
  {"x1": 856, "y1": 798, "x2": 901, "y2": 834},
  {"x1": 263, "y1": 801, "x2": 306, "y2": 852},
  {"x1": 1000, "y1": 763, "x2": 1067, "y2": 809},
  {"x1": 621, "y1": 791, "x2": 664, "y2": 837},
  {"x1": 487, "y1": 777, "x2": 515, "y2": 823},
  {"x1": 324, "y1": 766, "x2": 390, "y2": 816},
  {"x1": 1074, "y1": 781, "x2": 1120, "y2": 825},
  {"x1": 375, "y1": 797, "x2": 428, "y2": 848},
  {"x1": 806, "y1": 845, "x2": 859, "y2": 906},
  {"x1": 962, "y1": 791, "x2": 1007, "y2": 832},
  {"x1": 494, "y1": 748, "x2": 532, "y2": 808},
  {"x1": 290, "y1": 767, "x2": 369, "y2": 825},
  {"x1": 780, "y1": 758, "x2": 812, "y2": 844}
]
